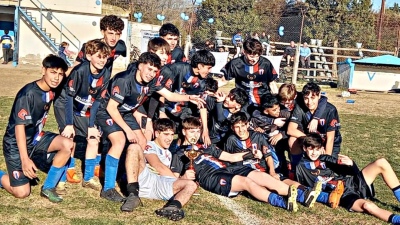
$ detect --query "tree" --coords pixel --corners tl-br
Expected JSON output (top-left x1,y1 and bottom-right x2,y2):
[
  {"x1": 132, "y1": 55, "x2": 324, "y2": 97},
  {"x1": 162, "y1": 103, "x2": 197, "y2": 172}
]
[{"x1": 253, "y1": 0, "x2": 286, "y2": 41}]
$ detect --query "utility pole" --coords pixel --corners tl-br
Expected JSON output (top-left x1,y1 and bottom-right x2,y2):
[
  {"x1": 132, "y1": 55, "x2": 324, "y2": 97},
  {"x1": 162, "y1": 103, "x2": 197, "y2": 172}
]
[{"x1": 377, "y1": 0, "x2": 385, "y2": 50}]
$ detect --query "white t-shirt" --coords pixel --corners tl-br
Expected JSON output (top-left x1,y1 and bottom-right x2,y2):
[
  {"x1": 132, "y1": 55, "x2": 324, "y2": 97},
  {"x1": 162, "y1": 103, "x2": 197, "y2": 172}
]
[{"x1": 144, "y1": 141, "x2": 172, "y2": 169}]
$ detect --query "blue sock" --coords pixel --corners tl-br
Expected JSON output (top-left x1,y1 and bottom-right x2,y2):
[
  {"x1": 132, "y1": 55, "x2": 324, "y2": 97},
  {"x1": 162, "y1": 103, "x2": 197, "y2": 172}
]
[
  {"x1": 70, "y1": 157, "x2": 76, "y2": 168},
  {"x1": 290, "y1": 154, "x2": 303, "y2": 170},
  {"x1": 84, "y1": 158, "x2": 96, "y2": 182},
  {"x1": 103, "y1": 154, "x2": 119, "y2": 191},
  {"x1": 96, "y1": 154, "x2": 101, "y2": 166},
  {"x1": 59, "y1": 158, "x2": 73, "y2": 182},
  {"x1": 389, "y1": 214, "x2": 400, "y2": 224},
  {"x1": 59, "y1": 166, "x2": 67, "y2": 182},
  {"x1": 0, "y1": 170, "x2": 6, "y2": 188},
  {"x1": 296, "y1": 188, "x2": 305, "y2": 203},
  {"x1": 392, "y1": 186, "x2": 400, "y2": 202},
  {"x1": 43, "y1": 166, "x2": 65, "y2": 190},
  {"x1": 268, "y1": 192, "x2": 287, "y2": 209},
  {"x1": 317, "y1": 191, "x2": 329, "y2": 204}
]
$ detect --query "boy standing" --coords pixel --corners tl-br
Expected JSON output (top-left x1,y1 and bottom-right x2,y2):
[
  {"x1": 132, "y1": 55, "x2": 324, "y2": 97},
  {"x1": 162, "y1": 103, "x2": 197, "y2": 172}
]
[
  {"x1": 159, "y1": 23, "x2": 185, "y2": 64},
  {"x1": 297, "y1": 133, "x2": 400, "y2": 224},
  {"x1": 0, "y1": 55, "x2": 73, "y2": 202},
  {"x1": 1, "y1": 30, "x2": 13, "y2": 64}
]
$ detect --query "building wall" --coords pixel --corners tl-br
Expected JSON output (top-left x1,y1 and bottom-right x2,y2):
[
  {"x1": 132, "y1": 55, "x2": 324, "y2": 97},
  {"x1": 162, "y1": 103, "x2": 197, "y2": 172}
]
[
  {"x1": 351, "y1": 65, "x2": 400, "y2": 91},
  {"x1": 20, "y1": 0, "x2": 101, "y2": 15}
]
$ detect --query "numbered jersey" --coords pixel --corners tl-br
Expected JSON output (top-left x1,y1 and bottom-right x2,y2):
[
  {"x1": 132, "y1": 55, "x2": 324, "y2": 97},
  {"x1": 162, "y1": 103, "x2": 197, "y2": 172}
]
[
  {"x1": 221, "y1": 56, "x2": 277, "y2": 105},
  {"x1": 3, "y1": 82, "x2": 54, "y2": 152}
]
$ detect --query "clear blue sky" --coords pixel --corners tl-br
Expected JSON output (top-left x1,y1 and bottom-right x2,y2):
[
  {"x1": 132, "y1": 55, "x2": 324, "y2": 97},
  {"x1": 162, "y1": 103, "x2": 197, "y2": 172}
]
[{"x1": 372, "y1": 0, "x2": 398, "y2": 10}]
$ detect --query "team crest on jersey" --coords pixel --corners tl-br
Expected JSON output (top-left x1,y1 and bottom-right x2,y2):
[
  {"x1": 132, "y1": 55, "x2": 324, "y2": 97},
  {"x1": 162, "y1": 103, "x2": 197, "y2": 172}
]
[
  {"x1": 165, "y1": 79, "x2": 173, "y2": 89},
  {"x1": 259, "y1": 69, "x2": 264, "y2": 75},
  {"x1": 106, "y1": 119, "x2": 114, "y2": 126},
  {"x1": 219, "y1": 178, "x2": 227, "y2": 186},
  {"x1": 17, "y1": 109, "x2": 28, "y2": 120},
  {"x1": 144, "y1": 145, "x2": 151, "y2": 151},
  {"x1": 319, "y1": 119, "x2": 325, "y2": 126},
  {"x1": 13, "y1": 171, "x2": 21, "y2": 180},
  {"x1": 247, "y1": 74, "x2": 256, "y2": 80},
  {"x1": 156, "y1": 75, "x2": 164, "y2": 86},
  {"x1": 193, "y1": 83, "x2": 200, "y2": 88}
]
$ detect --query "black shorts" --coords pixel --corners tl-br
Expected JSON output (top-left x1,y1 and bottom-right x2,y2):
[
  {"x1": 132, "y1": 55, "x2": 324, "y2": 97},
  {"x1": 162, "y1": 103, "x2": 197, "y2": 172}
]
[
  {"x1": 226, "y1": 165, "x2": 254, "y2": 177},
  {"x1": 4, "y1": 131, "x2": 58, "y2": 187},
  {"x1": 340, "y1": 171, "x2": 375, "y2": 211},
  {"x1": 198, "y1": 170, "x2": 235, "y2": 197},
  {"x1": 97, "y1": 111, "x2": 140, "y2": 138}
]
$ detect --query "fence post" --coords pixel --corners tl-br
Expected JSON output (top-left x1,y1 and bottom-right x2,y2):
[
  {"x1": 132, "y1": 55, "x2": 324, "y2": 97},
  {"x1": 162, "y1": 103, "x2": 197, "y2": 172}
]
[
  {"x1": 333, "y1": 40, "x2": 338, "y2": 77},
  {"x1": 292, "y1": 42, "x2": 300, "y2": 84}
]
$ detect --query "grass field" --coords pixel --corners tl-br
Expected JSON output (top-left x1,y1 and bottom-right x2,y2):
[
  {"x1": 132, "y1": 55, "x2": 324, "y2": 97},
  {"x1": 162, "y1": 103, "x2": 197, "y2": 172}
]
[{"x1": 0, "y1": 65, "x2": 400, "y2": 225}]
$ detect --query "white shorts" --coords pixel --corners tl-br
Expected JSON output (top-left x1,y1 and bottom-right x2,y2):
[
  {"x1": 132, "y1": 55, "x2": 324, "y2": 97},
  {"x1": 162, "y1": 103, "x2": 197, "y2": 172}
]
[{"x1": 138, "y1": 166, "x2": 176, "y2": 200}]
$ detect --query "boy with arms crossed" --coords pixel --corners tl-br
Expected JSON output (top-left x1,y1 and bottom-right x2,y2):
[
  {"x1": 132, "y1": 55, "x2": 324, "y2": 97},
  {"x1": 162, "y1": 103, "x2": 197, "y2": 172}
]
[{"x1": 0, "y1": 55, "x2": 73, "y2": 203}]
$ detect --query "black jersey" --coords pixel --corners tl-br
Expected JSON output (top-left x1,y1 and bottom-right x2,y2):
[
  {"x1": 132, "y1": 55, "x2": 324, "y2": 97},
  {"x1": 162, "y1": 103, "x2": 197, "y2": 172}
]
[
  {"x1": 250, "y1": 109, "x2": 291, "y2": 138},
  {"x1": 76, "y1": 39, "x2": 127, "y2": 73},
  {"x1": 162, "y1": 62, "x2": 204, "y2": 117},
  {"x1": 221, "y1": 56, "x2": 278, "y2": 105},
  {"x1": 290, "y1": 102, "x2": 341, "y2": 146},
  {"x1": 225, "y1": 130, "x2": 271, "y2": 171},
  {"x1": 65, "y1": 62, "x2": 110, "y2": 117},
  {"x1": 296, "y1": 155, "x2": 360, "y2": 192},
  {"x1": 167, "y1": 47, "x2": 186, "y2": 64},
  {"x1": 3, "y1": 82, "x2": 55, "y2": 153}
]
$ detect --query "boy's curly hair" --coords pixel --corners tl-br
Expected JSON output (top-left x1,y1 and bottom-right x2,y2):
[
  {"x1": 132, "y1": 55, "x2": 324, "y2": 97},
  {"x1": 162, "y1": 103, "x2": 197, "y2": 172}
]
[{"x1": 100, "y1": 15, "x2": 124, "y2": 33}]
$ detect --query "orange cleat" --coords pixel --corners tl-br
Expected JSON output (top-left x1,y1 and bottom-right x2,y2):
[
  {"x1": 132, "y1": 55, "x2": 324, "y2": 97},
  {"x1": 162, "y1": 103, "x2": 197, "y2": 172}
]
[
  {"x1": 94, "y1": 165, "x2": 100, "y2": 177},
  {"x1": 329, "y1": 180, "x2": 345, "y2": 209},
  {"x1": 66, "y1": 168, "x2": 81, "y2": 183}
]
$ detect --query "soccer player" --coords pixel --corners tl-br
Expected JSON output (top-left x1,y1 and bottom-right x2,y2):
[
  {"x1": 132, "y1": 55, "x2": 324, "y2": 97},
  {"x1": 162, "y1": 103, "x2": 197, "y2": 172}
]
[
  {"x1": 0, "y1": 55, "x2": 73, "y2": 203},
  {"x1": 297, "y1": 133, "x2": 400, "y2": 224},
  {"x1": 287, "y1": 82, "x2": 341, "y2": 171},
  {"x1": 159, "y1": 23, "x2": 185, "y2": 64},
  {"x1": 120, "y1": 118, "x2": 197, "y2": 221},
  {"x1": 170, "y1": 117, "x2": 325, "y2": 212},
  {"x1": 162, "y1": 49, "x2": 215, "y2": 145},
  {"x1": 56, "y1": 40, "x2": 111, "y2": 192},
  {"x1": 96, "y1": 52, "x2": 204, "y2": 202},
  {"x1": 219, "y1": 38, "x2": 278, "y2": 111}
]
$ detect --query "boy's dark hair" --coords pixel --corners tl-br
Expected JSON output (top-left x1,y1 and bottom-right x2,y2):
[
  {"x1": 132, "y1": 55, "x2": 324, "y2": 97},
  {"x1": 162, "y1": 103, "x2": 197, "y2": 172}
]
[
  {"x1": 190, "y1": 50, "x2": 215, "y2": 68},
  {"x1": 303, "y1": 133, "x2": 323, "y2": 149},
  {"x1": 138, "y1": 52, "x2": 162, "y2": 69},
  {"x1": 229, "y1": 88, "x2": 249, "y2": 106},
  {"x1": 100, "y1": 15, "x2": 124, "y2": 33},
  {"x1": 154, "y1": 118, "x2": 175, "y2": 132},
  {"x1": 148, "y1": 37, "x2": 171, "y2": 54},
  {"x1": 85, "y1": 39, "x2": 111, "y2": 57},
  {"x1": 261, "y1": 94, "x2": 280, "y2": 109},
  {"x1": 60, "y1": 41, "x2": 69, "y2": 47},
  {"x1": 159, "y1": 23, "x2": 180, "y2": 37},
  {"x1": 302, "y1": 82, "x2": 321, "y2": 96},
  {"x1": 42, "y1": 54, "x2": 68, "y2": 72},
  {"x1": 230, "y1": 112, "x2": 249, "y2": 126},
  {"x1": 4, "y1": 30, "x2": 9, "y2": 34},
  {"x1": 243, "y1": 38, "x2": 263, "y2": 56},
  {"x1": 204, "y1": 77, "x2": 218, "y2": 93},
  {"x1": 182, "y1": 117, "x2": 202, "y2": 130}
]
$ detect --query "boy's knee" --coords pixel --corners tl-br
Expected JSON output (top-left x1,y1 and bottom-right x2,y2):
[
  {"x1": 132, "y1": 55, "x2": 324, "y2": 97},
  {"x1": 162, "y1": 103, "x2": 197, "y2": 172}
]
[
  {"x1": 12, "y1": 188, "x2": 31, "y2": 199},
  {"x1": 375, "y1": 158, "x2": 389, "y2": 167},
  {"x1": 186, "y1": 180, "x2": 197, "y2": 191},
  {"x1": 362, "y1": 201, "x2": 378, "y2": 213}
]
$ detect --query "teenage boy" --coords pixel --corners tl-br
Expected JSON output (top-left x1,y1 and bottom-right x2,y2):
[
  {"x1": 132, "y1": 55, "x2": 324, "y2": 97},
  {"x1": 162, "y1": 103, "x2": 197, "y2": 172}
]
[
  {"x1": 56, "y1": 40, "x2": 111, "y2": 192},
  {"x1": 96, "y1": 52, "x2": 204, "y2": 202},
  {"x1": 159, "y1": 23, "x2": 185, "y2": 64},
  {"x1": 0, "y1": 55, "x2": 73, "y2": 203},
  {"x1": 207, "y1": 88, "x2": 249, "y2": 147},
  {"x1": 170, "y1": 117, "x2": 325, "y2": 212},
  {"x1": 287, "y1": 83, "x2": 341, "y2": 171},
  {"x1": 162, "y1": 50, "x2": 215, "y2": 145},
  {"x1": 120, "y1": 118, "x2": 197, "y2": 221},
  {"x1": 220, "y1": 38, "x2": 279, "y2": 109},
  {"x1": 297, "y1": 133, "x2": 400, "y2": 224}
]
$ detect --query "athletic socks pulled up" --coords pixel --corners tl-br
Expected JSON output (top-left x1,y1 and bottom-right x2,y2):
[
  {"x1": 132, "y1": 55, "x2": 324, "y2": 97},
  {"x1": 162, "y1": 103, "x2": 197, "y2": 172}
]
[
  {"x1": 43, "y1": 166, "x2": 65, "y2": 190},
  {"x1": 0, "y1": 170, "x2": 5, "y2": 188},
  {"x1": 103, "y1": 154, "x2": 119, "y2": 191},
  {"x1": 83, "y1": 158, "x2": 96, "y2": 182}
]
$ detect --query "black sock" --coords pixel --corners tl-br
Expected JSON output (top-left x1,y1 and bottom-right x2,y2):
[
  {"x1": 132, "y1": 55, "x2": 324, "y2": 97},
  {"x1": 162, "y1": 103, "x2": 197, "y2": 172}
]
[
  {"x1": 127, "y1": 182, "x2": 139, "y2": 195},
  {"x1": 392, "y1": 185, "x2": 400, "y2": 192},
  {"x1": 167, "y1": 200, "x2": 182, "y2": 209}
]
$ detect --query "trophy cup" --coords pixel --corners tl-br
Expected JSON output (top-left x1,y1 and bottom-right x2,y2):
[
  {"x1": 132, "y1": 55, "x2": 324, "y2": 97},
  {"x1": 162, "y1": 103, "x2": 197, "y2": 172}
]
[{"x1": 185, "y1": 137, "x2": 201, "y2": 171}]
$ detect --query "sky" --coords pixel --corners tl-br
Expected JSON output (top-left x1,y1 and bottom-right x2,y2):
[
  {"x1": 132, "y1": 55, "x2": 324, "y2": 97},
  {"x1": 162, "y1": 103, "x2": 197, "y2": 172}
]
[{"x1": 372, "y1": 0, "x2": 398, "y2": 11}]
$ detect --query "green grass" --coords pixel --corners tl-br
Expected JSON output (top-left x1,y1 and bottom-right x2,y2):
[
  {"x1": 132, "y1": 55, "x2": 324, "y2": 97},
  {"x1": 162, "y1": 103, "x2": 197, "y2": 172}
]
[{"x1": 0, "y1": 87, "x2": 400, "y2": 224}]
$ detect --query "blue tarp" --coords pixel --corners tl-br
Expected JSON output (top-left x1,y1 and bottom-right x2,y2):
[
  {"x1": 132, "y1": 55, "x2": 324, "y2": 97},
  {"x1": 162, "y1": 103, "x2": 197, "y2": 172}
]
[{"x1": 354, "y1": 55, "x2": 400, "y2": 66}]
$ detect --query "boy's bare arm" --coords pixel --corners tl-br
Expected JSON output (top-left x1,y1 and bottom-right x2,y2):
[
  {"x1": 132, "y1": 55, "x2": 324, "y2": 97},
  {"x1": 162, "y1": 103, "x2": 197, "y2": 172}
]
[{"x1": 324, "y1": 130, "x2": 335, "y2": 155}]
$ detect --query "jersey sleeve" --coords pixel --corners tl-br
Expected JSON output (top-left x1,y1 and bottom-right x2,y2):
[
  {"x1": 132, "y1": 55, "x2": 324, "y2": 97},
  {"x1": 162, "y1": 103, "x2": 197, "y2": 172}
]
[
  {"x1": 290, "y1": 105, "x2": 303, "y2": 125},
  {"x1": 13, "y1": 91, "x2": 34, "y2": 126},
  {"x1": 313, "y1": 96, "x2": 328, "y2": 120},
  {"x1": 326, "y1": 107, "x2": 340, "y2": 132},
  {"x1": 143, "y1": 142, "x2": 158, "y2": 156},
  {"x1": 224, "y1": 135, "x2": 238, "y2": 153},
  {"x1": 115, "y1": 40, "x2": 127, "y2": 57},
  {"x1": 109, "y1": 74, "x2": 129, "y2": 104},
  {"x1": 203, "y1": 145, "x2": 223, "y2": 158},
  {"x1": 170, "y1": 150, "x2": 187, "y2": 175},
  {"x1": 221, "y1": 60, "x2": 234, "y2": 81},
  {"x1": 64, "y1": 68, "x2": 82, "y2": 97},
  {"x1": 75, "y1": 43, "x2": 87, "y2": 63}
]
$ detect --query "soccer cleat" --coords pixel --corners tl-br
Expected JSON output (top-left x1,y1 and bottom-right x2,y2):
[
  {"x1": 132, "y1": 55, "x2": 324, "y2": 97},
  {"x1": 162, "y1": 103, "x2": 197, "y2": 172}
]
[
  {"x1": 94, "y1": 165, "x2": 101, "y2": 177},
  {"x1": 329, "y1": 180, "x2": 345, "y2": 209},
  {"x1": 40, "y1": 186, "x2": 63, "y2": 203},
  {"x1": 155, "y1": 205, "x2": 185, "y2": 221},
  {"x1": 66, "y1": 169, "x2": 81, "y2": 183},
  {"x1": 120, "y1": 193, "x2": 143, "y2": 212},
  {"x1": 82, "y1": 177, "x2": 102, "y2": 191},
  {"x1": 304, "y1": 181, "x2": 323, "y2": 208},
  {"x1": 287, "y1": 185, "x2": 298, "y2": 212},
  {"x1": 55, "y1": 182, "x2": 67, "y2": 195},
  {"x1": 100, "y1": 188, "x2": 126, "y2": 202}
]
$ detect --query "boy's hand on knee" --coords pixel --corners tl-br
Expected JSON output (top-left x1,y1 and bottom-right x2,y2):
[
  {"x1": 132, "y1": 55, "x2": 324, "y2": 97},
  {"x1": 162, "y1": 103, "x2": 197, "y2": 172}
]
[
  {"x1": 21, "y1": 158, "x2": 38, "y2": 179},
  {"x1": 62, "y1": 125, "x2": 75, "y2": 139}
]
